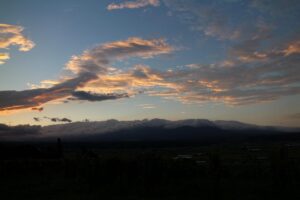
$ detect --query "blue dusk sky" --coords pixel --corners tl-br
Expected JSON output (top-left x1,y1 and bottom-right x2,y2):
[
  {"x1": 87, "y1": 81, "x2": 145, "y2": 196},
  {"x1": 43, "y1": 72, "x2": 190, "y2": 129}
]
[{"x1": 0, "y1": 0, "x2": 300, "y2": 127}]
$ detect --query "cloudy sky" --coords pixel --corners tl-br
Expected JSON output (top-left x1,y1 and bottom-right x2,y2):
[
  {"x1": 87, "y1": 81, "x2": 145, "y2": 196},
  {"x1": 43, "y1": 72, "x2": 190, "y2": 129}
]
[{"x1": 0, "y1": 0, "x2": 299, "y2": 127}]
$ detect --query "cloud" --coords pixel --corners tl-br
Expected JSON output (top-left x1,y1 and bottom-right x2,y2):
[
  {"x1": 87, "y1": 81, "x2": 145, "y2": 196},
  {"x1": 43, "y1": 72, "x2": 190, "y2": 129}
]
[
  {"x1": 0, "y1": 24, "x2": 35, "y2": 51},
  {"x1": 33, "y1": 117, "x2": 72, "y2": 123},
  {"x1": 162, "y1": 0, "x2": 245, "y2": 40},
  {"x1": 81, "y1": 64, "x2": 176, "y2": 95},
  {"x1": 46, "y1": 117, "x2": 72, "y2": 123},
  {"x1": 107, "y1": 0, "x2": 160, "y2": 10},
  {"x1": 4, "y1": 35, "x2": 296, "y2": 109},
  {"x1": 0, "y1": 37, "x2": 174, "y2": 112},
  {"x1": 66, "y1": 37, "x2": 174, "y2": 74},
  {"x1": 70, "y1": 91, "x2": 129, "y2": 102},
  {"x1": 0, "y1": 73, "x2": 97, "y2": 112},
  {"x1": 250, "y1": 0, "x2": 300, "y2": 16},
  {"x1": 2, "y1": 28, "x2": 298, "y2": 111},
  {"x1": 0, "y1": 24, "x2": 35, "y2": 64},
  {"x1": 283, "y1": 40, "x2": 300, "y2": 56},
  {"x1": 0, "y1": 124, "x2": 41, "y2": 138},
  {"x1": 31, "y1": 107, "x2": 44, "y2": 112},
  {"x1": 33, "y1": 117, "x2": 40, "y2": 122},
  {"x1": 162, "y1": 0, "x2": 300, "y2": 44},
  {"x1": 0, "y1": 52, "x2": 10, "y2": 65},
  {"x1": 155, "y1": 52, "x2": 300, "y2": 105},
  {"x1": 80, "y1": 37, "x2": 300, "y2": 106},
  {"x1": 138, "y1": 104, "x2": 156, "y2": 109}
]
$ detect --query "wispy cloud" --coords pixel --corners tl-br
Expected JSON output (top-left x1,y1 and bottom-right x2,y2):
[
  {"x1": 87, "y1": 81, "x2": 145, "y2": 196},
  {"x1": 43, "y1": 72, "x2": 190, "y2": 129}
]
[
  {"x1": 0, "y1": 73, "x2": 97, "y2": 112},
  {"x1": 0, "y1": 37, "x2": 174, "y2": 112},
  {"x1": 69, "y1": 91, "x2": 129, "y2": 102},
  {"x1": 283, "y1": 40, "x2": 300, "y2": 56},
  {"x1": 44, "y1": 117, "x2": 72, "y2": 123},
  {"x1": 138, "y1": 104, "x2": 156, "y2": 109},
  {"x1": 66, "y1": 37, "x2": 174, "y2": 74},
  {"x1": 0, "y1": 24, "x2": 35, "y2": 64},
  {"x1": 31, "y1": 107, "x2": 44, "y2": 112},
  {"x1": 0, "y1": 24, "x2": 35, "y2": 51},
  {"x1": 33, "y1": 117, "x2": 72, "y2": 123},
  {"x1": 107, "y1": 0, "x2": 160, "y2": 10},
  {"x1": 0, "y1": 52, "x2": 10, "y2": 65},
  {"x1": 3, "y1": 35, "x2": 297, "y2": 111},
  {"x1": 81, "y1": 37, "x2": 300, "y2": 105},
  {"x1": 162, "y1": 0, "x2": 244, "y2": 40}
]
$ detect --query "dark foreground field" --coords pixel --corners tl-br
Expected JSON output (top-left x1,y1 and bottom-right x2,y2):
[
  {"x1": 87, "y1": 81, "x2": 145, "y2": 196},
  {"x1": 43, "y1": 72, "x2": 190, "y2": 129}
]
[{"x1": 0, "y1": 140, "x2": 300, "y2": 200}]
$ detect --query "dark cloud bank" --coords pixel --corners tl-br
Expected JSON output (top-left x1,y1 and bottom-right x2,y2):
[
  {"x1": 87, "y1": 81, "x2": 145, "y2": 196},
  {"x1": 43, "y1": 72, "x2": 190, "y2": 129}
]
[
  {"x1": 1, "y1": 119, "x2": 299, "y2": 142},
  {"x1": 0, "y1": 124, "x2": 41, "y2": 140}
]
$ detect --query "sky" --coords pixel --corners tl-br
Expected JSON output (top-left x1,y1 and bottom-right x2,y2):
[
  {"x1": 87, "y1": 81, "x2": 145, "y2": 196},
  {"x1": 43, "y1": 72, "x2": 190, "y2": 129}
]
[{"x1": 0, "y1": 0, "x2": 300, "y2": 127}]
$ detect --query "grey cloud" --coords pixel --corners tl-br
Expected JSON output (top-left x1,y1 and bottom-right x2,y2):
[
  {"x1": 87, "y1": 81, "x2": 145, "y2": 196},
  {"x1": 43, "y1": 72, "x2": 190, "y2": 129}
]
[
  {"x1": 158, "y1": 53, "x2": 300, "y2": 104},
  {"x1": 33, "y1": 117, "x2": 40, "y2": 122},
  {"x1": 44, "y1": 117, "x2": 72, "y2": 123},
  {"x1": 0, "y1": 73, "x2": 97, "y2": 111},
  {"x1": 70, "y1": 91, "x2": 129, "y2": 102},
  {"x1": 107, "y1": 0, "x2": 160, "y2": 10},
  {"x1": 82, "y1": 47, "x2": 300, "y2": 105}
]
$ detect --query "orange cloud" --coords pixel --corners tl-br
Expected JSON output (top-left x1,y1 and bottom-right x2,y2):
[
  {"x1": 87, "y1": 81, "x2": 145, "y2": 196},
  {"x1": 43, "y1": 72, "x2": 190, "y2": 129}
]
[
  {"x1": 0, "y1": 52, "x2": 10, "y2": 65},
  {"x1": 0, "y1": 24, "x2": 35, "y2": 64},
  {"x1": 283, "y1": 40, "x2": 300, "y2": 56},
  {"x1": 0, "y1": 24, "x2": 35, "y2": 51}
]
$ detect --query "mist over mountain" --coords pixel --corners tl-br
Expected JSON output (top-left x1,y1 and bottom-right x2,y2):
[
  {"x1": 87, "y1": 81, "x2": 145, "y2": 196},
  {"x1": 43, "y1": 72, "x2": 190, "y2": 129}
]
[{"x1": 1, "y1": 119, "x2": 299, "y2": 143}]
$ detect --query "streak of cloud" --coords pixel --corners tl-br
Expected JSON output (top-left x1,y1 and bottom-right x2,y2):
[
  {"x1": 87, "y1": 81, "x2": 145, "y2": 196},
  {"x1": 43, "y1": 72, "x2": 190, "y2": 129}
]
[
  {"x1": 70, "y1": 91, "x2": 129, "y2": 102},
  {"x1": 66, "y1": 37, "x2": 174, "y2": 74},
  {"x1": 31, "y1": 107, "x2": 44, "y2": 112},
  {"x1": 0, "y1": 52, "x2": 10, "y2": 65},
  {"x1": 44, "y1": 117, "x2": 72, "y2": 123},
  {"x1": 107, "y1": 0, "x2": 160, "y2": 10},
  {"x1": 138, "y1": 104, "x2": 156, "y2": 109},
  {"x1": 0, "y1": 73, "x2": 97, "y2": 112},
  {"x1": 33, "y1": 117, "x2": 40, "y2": 122},
  {"x1": 82, "y1": 38, "x2": 300, "y2": 105}
]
